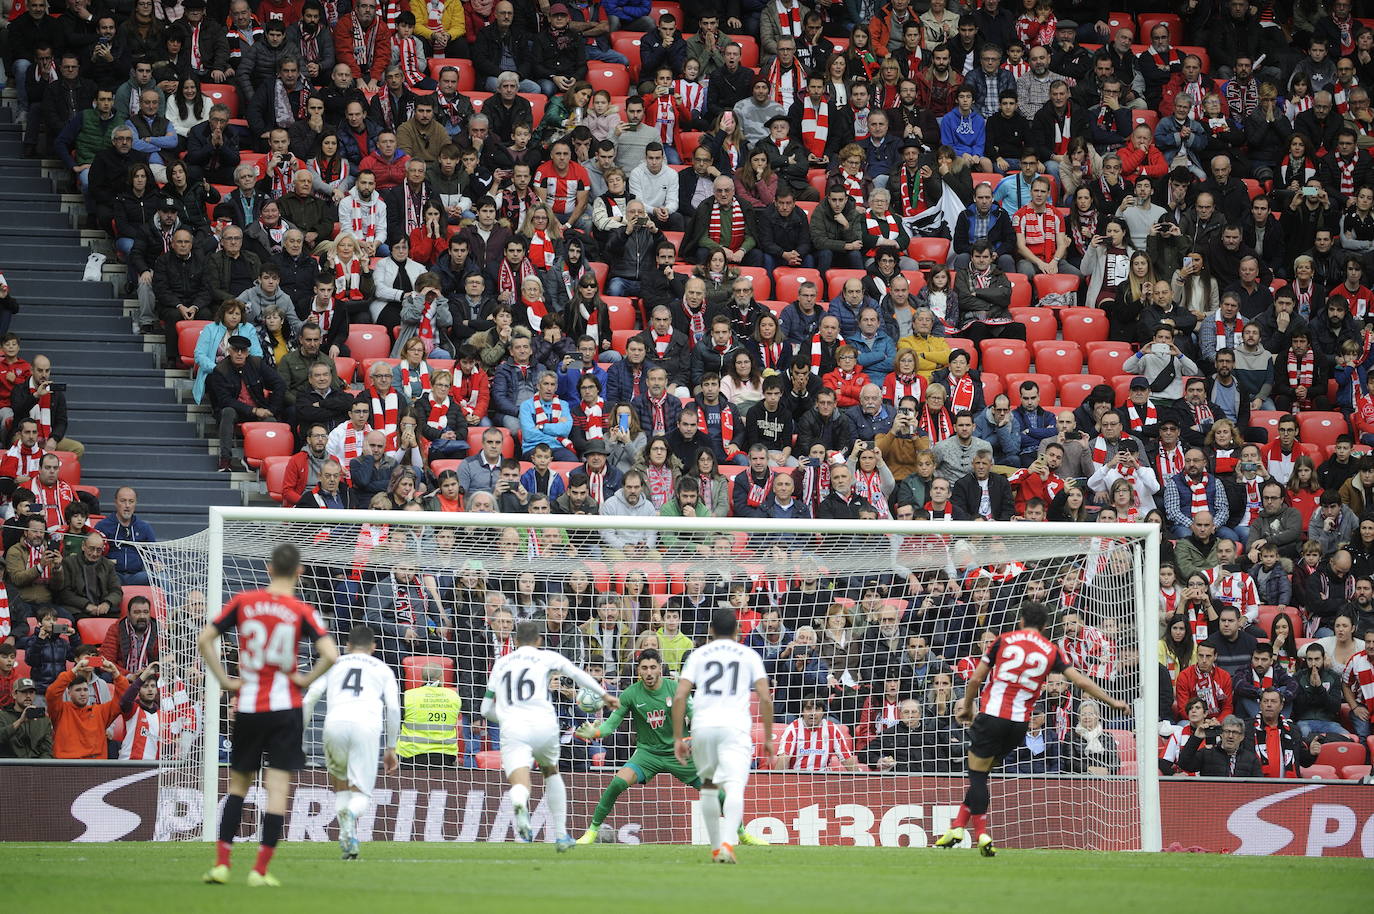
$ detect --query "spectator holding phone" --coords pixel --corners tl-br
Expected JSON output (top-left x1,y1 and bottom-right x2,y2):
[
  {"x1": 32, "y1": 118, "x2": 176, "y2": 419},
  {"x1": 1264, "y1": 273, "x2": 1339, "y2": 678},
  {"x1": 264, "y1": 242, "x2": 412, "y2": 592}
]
[
  {"x1": 6, "y1": 515, "x2": 67, "y2": 614},
  {"x1": 0, "y1": 678, "x2": 53, "y2": 759},
  {"x1": 45, "y1": 654, "x2": 129, "y2": 759}
]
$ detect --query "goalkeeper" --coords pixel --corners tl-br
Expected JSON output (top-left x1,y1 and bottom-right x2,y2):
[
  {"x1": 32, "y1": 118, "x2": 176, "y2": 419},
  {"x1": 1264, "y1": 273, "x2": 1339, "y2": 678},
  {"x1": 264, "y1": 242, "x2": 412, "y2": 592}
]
[{"x1": 574, "y1": 649, "x2": 764, "y2": 846}]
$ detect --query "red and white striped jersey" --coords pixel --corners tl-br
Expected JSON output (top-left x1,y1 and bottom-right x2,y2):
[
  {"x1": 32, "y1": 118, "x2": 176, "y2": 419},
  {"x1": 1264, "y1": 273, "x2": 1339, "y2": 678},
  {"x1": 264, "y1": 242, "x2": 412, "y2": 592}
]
[
  {"x1": 777, "y1": 717, "x2": 855, "y2": 771},
  {"x1": 1204, "y1": 567, "x2": 1259, "y2": 624},
  {"x1": 1347, "y1": 651, "x2": 1374, "y2": 712},
  {"x1": 1058, "y1": 624, "x2": 1118, "y2": 682},
  {"x1": 119, "y1": 702, "x2": 160, "y2": 761},
  {"x1": 534, "y1": 161, "x2": 590, "y2": 215},
  {"x1": 979, "y1": 628, "x2": 1069, "y2": 723},
  {"x1": 212, "y1": 590, "x2": 328, "y2": 714}
]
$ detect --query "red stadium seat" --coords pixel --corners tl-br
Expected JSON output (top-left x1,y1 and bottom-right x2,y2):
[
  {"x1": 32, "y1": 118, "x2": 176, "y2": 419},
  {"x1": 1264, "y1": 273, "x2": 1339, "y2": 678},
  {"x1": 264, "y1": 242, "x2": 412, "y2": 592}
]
[
  {"x1": 908, "y1": 237, "x2": 950, "y2": 265},
  {"x1": 201, "y1": 83, "x2": 240, "y2": 117},
  {"x1": 905, "y1": 270, "x2": 926, "y2": 294},
  {"x1": 402, "y1": 655, "x2": 456, "y2": 691},
  {"x1": 466, "y1": 426, "x2": 515, "y2": 458},
  {"x1": 588, "y1": 260, "x2": 609, "y2": 289},
  {"x1": 475, "y1": 750, "x2": 502, "y2": 769},
  {"x1": 1315, "y1": 740, "x2": 1368, "y2": 772},
  {"x1": 587, "y1": 65, "x2": 631, "y2": 96},
  {"x1": 1255, "y1": 605, "x2": 1292, "y2": 632},
  {"x1": 518, "y1": 93, "x2": 547, "y2": 125},
  {"x1": 611, "y1": 34, "x2": 643, "y2": 78},
  {"x1": 55, "y1": 450, "x2": 81, "y2": 485},
  {"x1": 649, "y1": 1, "x2": 683, "y2": 24},
  {"x1": 1060, "y1": 308, "x2": 1110, "y2": 345},
  {"x1": 611, "y1": 328, "x2": 638, "y2": 353},
  {"x1": 427, "y1": 59, "x2": 474, "y2": 89},
  {"x1": 1107, "y1": 729, "x2": 1136, "y2": 767},
  {"x1": 603, "y1": 296, "x2": 639, "y2": 331},
  {"x1": 945, "y1": 337, "x2": 977, "y2": 368},
  {"x1": 241, "y1": 422, "x2": 293, "y2": 469},
  {"x1": 14, "y1": 649, "x2": 29, "y2": 680},
  {"x1": 980, "y1": 373, "x2": 1004, "y2": 403},
  {"x1": 347, "y1": 325, "x2": 391, "y2": 361},
  {"x1": 979, "y1": 340, "x2": 1030, "y2": 375},
  {"x1": 738, "y1": 266, "x2": 770, "y2": 295},
  {"x1": 329, "y1": 357, "x2": 356, "y2": 384},
  {"x1": 1128, "y1": 110, "x2": 1158, "y2": 133},
  {"x1": 808, "y1": 170, "x2": 829, "y2": 198},
  {"x1": 120, "y1": 585, "x2": 168, "y2": 619},
  {"x1": 825, "y1": 269, "x2": 866, "y2": 299},
  {"x1": 177, "y1": 320, "x2": 211, "y2": 369},
  {"x1": 1032, "y1": 341, "x2": 1084, "y2": 376},
  {"x1": 1058, "y1": 374, "x2": 1105, "y2": 409},
  {"x1": 1004, "y1": 373, "x2": 1055, "y2": 407},
  {"x1": 734, "y1": 35, "x2": 759, "y2": 68},
  {"x1": 77, "y1": 617, "x2": 116, "y2": 647},
  {"x1": 1032, "y1": 273, "x2": 1081, "y2": 305},
  {"x1": 795, "y1": 201, "x2": 818, "y2": 220},
  {"x1": 676, "y1": 130, "x2": 706, "y2": 161},
  {"x1": 1110, "y1": 374, "x2": 1135, "y2": 405},
  {"x1": 262, "y1": 455, "x2": 290, "y2": 503},
  {"x1": 1299, "y1": 412, "x2": 1349, "y2": 448},
  {"x1": 1343, "y1": 764, "x2": 1373, "y2": 780},
  {"x1": 774, "y1": 268, "x2": 822, "y2": 303},
  {"x1": 1086, "y1": 342, "x2": 1133, "y2": 377},
  {"x1": 971, "y1": 172, "x2": 1001, "y2": 191},
  {"x1": 1138, "y1": 14, "x2": 1182, "y2": 44},
  {"x1": 1007, "y1": 273, "x2": 1031, "y2": 309},
  {"x1": 1107, "y1": 12, "x2": 1134, "y2": 38},
  {"x1": 1012, "y1": 307, "x2": 1057, "y2": 346},
  {"x1": 761, "y1": 299, "x2": 787, "y2": 318},
  {"x1": 1250, "y1": 410, "x2": 1285, "y2": 439},
  {"x1": 1301, "y1": 764, "x2": 1339, "y2": 779}
]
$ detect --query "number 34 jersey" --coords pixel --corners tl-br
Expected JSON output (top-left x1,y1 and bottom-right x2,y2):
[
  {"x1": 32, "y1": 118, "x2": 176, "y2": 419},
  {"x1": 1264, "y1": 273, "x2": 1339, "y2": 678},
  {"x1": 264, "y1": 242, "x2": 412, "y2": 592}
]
[
  {"x1": 979, "y1": 629, "x2": 1069, "y2": 723},
  {"x1": 681, "y1": 639, "x2": 768, "y2": 734},
  {"x1": 213, "y1": 590, "x2": 329, "y2": 714},
  {"x1": 484, "y1": 646, "x2": 604, "y2": 727}
]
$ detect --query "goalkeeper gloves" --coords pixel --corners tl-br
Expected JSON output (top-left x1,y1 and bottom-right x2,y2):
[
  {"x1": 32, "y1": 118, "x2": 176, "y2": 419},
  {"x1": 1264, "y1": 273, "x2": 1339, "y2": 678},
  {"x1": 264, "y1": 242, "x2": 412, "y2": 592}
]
[{"x1": 574, "y1": 723, "x2": 600, "y2": 741}]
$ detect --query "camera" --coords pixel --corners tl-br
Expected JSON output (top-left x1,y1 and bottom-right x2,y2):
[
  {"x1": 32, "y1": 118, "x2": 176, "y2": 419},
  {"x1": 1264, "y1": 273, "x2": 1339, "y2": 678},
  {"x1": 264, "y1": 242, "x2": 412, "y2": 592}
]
[
  {"x1": 50, "y1": 382, "x2": 66, "y2": 393},
  {"x1": 24, "y1": 706, "x2": 46, "y2": 719}
]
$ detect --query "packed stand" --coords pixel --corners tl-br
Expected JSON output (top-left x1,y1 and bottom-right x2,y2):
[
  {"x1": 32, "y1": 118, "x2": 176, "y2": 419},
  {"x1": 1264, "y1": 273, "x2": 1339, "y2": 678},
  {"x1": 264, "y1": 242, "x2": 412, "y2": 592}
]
[{"x1": 3, "y1": 0, "x2": 1373, "y2": 779}]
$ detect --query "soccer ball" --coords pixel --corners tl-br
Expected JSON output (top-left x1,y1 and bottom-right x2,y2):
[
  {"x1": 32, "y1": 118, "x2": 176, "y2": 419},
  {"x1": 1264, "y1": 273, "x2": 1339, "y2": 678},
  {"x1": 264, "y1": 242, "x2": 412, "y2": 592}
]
[{"x1": 576, "y1": 687, "x2": 604, "y2": 714}]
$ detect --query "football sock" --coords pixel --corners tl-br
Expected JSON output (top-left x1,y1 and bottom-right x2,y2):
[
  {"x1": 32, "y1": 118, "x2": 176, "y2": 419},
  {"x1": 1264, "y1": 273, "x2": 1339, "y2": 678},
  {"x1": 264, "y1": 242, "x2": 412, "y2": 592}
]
[
  {"x1": 255, "y1": 812, "x2": 283, "y2": 875},
  {"x1": 720, "y1": 787, "x2": 744, "y2": 844},
  {"x1": 951, "y1": 804, "x2": 971, "y2": 829},
  {"x1": 348, "y1": 793, "x2": 369, "y2": 819},
  {"x1": 972, "y1": 814, "x2": 990, "y2": 838},
  {"x1": 591, "y1": 776, "x2": 630, "y2": 828},
  {"x1": 966, "y1": 768, "x2": 991, "y2": 816},
  {"x1": 335, "y1": 791, "x2": 352, "y2": 819},
  {"x1": 217, "y1": 792, "x2": 245, "y2": 860},
  {"x1": 509, "y1": 783, "x2": 530, "y2": 810},
  {"x1": 699, "y1": 788, "x2": 722, "y2": 850},
  {"x1": 544, "y1": 774, "x2": 568, "y2": 837}
]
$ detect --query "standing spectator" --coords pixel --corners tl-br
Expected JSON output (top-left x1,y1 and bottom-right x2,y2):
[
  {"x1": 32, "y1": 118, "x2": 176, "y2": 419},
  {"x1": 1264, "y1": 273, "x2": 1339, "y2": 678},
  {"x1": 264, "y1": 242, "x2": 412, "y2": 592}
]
[
  {"x1": 0, "y1": 678, "x2": 53, "y2": 759},
  {"x1": 94, "y1": 487, "x2": 157, "y2": 586},
  {"x1": 44, "y1": 655, "x2": 129, "y2": 759}
]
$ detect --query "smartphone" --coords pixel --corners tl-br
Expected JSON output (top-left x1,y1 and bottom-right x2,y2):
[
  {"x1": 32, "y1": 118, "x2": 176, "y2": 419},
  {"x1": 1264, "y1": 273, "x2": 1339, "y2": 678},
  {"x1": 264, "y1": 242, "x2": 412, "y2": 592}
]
[
  {"x1": 1151, "y1": 342, "x2": 1170, "y2": 355},
  {"x1": 618, "y1": 412, "x2": 630, "y2": 433},
  {"x1": 49, "y1": 382, "x2": 67, "y2": 393},
  {"x1": 24, "y1": 706, "x2": 46, "y2": 719},
  {"x1": 1302, "y1": 186, "x2": 1318, "y2": 197},
  {"x1": 1182, "y1": 256, "x2": 1195, "y2": 269}
]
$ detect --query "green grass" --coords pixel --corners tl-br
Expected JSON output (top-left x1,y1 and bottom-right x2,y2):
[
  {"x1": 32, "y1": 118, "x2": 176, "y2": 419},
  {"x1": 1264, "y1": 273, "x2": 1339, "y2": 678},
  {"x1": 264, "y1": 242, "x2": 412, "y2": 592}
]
[{"x1": 3, "y1": 842, "x2": 1368, "y2": 913}]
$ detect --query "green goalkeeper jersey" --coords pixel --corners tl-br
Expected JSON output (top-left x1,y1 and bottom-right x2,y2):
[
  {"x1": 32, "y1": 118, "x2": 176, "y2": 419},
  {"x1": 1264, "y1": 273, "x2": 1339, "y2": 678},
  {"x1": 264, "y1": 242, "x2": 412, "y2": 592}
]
[{"x1": 595, "y1": 679, "x2": 689, "y2": 756}]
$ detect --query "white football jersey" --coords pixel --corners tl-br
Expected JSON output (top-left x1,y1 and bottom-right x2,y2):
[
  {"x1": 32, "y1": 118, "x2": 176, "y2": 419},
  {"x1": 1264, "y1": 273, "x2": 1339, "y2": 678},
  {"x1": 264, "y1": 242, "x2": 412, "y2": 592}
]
[
  {"x1": 485, "y1": 646, "x2": 604, "y2": 726},
  {"x1": 304, "y1": 652, "x2": 402, "y2": 747},
  {"x1": 681, "y1": 638, "x2": 768, "y2": 733}
]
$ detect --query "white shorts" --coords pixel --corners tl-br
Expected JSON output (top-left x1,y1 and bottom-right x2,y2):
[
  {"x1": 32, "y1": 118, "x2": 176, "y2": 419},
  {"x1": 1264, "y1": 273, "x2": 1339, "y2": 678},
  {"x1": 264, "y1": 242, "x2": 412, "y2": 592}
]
[
  {"x1": 690, "y1": 726, "x2": 753, "y2": 787},
  {"x1": 500, "y1": 718, "x2": 561, "y2": 776},
  {"x1": 323, "y1": 719, "x2": 383, "y2": 798}
]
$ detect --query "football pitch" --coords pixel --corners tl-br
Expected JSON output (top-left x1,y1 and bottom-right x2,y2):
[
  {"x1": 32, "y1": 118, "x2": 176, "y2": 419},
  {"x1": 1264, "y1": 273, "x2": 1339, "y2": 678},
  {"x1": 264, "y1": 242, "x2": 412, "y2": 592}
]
[{"x1": 4, "y1": 842, "x2": 1367, "y2": 912}]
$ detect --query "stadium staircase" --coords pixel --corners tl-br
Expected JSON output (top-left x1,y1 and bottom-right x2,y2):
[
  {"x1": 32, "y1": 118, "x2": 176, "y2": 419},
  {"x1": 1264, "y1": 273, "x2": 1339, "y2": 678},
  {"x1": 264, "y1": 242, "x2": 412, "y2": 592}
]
[{"x1": 0, "y1": 95, "x2": 257, "y2": 540}]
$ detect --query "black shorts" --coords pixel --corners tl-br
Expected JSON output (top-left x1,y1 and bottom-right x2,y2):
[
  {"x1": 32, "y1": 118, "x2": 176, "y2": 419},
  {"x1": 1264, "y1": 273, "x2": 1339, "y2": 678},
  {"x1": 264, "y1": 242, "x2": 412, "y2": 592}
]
[
  {"x1": 968, "y1": 713, "x2": 1029, "y2": 762},
  {"x1": 230, "y1": 708, "x2": 305, "y2": 773}
]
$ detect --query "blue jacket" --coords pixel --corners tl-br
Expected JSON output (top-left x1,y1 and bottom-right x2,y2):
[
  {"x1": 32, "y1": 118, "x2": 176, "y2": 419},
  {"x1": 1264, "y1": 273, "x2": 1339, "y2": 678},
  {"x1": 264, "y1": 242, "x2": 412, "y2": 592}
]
[
  {"x1": 780, "y1": 301, "x2": 823, "y2": 348},
  {"x1": 974, "y1": 407, "x2": 1018, "y2": 464},
  {"x1": 939, "y1": 109, "x2": 987, "y2": 158},
  {"x1": 633, "y1": 392, "x2": 683, "y2": 436},
  {"x1": 968, "y1": 69, "x2": 1018, "y2": 111},
  {"x1": 521, "y1": 467, "x2": 567, "y2": 500},
  {"x1": 490, "y1": 360, "x2": 539, "y2": 419},
  {"x1": 953, "y1": 199, "x2": 1018, "y2": 257},
  {"x1": 828, "y1": 292, "x2": 879, "y2": 337},
  {"x1": 557, "y1": 362, "x2": 607, "y2": 403},
  {"x1": 846, "y1": 403, "x2": 894, "y2": 442},
  {"x1": 20, "y1": 630, "x2": 73, "y2": 692},
  {"x1": 603, "y1": 0, "x2": 650, "y2": 17},
  {"x1": 519, "y1": 395, "x2": 575, "y2": 452},
  {"x1": 336, "y1": 118, "x2": 383, "y2": 166},
  {"x1": 1011, "y1": 405, "x2": 1058, "y2": 460},
  {"x1": 605, "y1": 358, "x2": 649, "y2": 405},
  {"x1": 93, "y1": 515, "x2": 158, "y2": 578},
  {"x1": 849, "y1": 330, "x2": 895, "y2": 381},
  {"x1": 192, "y1": 322, "x2": 264, "y2": 403}
]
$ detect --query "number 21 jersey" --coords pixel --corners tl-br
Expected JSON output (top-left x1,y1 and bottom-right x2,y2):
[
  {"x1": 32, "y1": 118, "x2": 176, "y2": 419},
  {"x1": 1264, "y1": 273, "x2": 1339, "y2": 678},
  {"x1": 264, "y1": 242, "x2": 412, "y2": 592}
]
[
  {"x1": 213, "y1": 590, "x2": 329, "y2": 714},
  {"x1": 681, "y1": 639, "x2": 768, "y2": 734},
  {"x1": 979, "y1": 629, "x2": 1068, "y2": 723}
]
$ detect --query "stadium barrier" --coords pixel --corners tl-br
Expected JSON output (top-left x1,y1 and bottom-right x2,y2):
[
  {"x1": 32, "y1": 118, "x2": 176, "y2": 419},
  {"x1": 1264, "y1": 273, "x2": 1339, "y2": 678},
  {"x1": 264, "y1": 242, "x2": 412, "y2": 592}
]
[{"x1": 5, "y1": 762, "x2": 1371, "y2": 856}]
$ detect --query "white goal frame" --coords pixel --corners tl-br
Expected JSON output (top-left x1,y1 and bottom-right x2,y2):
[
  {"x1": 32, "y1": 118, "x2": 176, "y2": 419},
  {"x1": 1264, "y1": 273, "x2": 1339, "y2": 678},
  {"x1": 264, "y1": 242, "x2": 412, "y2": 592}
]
[{"x1": 199, "y1": 506, "x2": 1162, "y2": 852}]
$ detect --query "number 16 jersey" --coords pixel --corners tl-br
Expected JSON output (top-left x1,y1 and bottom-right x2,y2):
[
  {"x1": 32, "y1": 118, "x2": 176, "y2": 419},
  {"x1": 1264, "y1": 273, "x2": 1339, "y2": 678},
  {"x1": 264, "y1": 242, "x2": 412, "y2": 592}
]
[
  {"x1": 681, "y1": 639, "x2": 768, "y2": 734},
  {"x1": 213, "y1": 589, "x2": 328, "y2": 714},
  {"x1": 979, "y1": 629, "x2": 1069, "y2": 723},
  {"x1": 484, "y1": 646, "x2": 603, "y2": 727}
]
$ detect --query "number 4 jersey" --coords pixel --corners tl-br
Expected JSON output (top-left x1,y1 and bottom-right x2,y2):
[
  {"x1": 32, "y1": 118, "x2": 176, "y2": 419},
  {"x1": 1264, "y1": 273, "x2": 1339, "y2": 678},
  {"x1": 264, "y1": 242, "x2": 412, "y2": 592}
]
[
  {"x1": 979, "y1": 628, "x2": 1069, "y2": 723},
  {"x1": 213, "y1": 589, "x2": 329, "y2": 714},
  {"x1": 304, "y1": 652, "x2": 401, "y2": 746},
  {"x1": 680, "y1": 639, "x2": 768, "y2": 734}
]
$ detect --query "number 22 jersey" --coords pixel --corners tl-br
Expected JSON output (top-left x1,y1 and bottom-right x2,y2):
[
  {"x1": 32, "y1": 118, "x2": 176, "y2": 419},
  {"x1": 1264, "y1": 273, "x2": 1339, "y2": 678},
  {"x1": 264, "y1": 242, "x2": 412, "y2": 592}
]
[
  {"x1": 979, "y1": 629, "x2": 1069, "y2": 723},
  {"x1": 213, "y1": 590, "x2": 329, "y2": 714}
]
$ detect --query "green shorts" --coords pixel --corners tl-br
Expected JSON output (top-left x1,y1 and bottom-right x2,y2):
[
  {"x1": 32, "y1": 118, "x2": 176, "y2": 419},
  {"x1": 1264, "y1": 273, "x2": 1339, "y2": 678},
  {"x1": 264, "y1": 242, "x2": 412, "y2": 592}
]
[{"x1": 625, "y1": 748, "x2": 700, "y2": 787}]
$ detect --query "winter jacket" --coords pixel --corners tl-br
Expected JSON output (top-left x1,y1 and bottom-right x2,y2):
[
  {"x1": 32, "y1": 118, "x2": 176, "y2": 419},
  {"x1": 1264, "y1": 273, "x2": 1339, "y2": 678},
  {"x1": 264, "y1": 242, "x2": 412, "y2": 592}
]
[
  {"x1": 1177, "y1": 733, "x2": 1262, "y2": 777},
  {"x1": 490, "y1": 359, "x2": 540, "y2": 419},
  {"x1": 46, "y1": 669, "x2": 130, "y2": 760},
  {"x1": 93, "y1": 515, "x2": 157, "y2": 579},
  {"x1": 192, "y1": 322, "x2": 265, "y2": 404},
  {"x1": 58, "y1": 552, "x2": 123, "y2": 618},
  {"x1": 952, "y1": 202, "x2": 1017, "y2": 258},
  {"x1": 809, "y1": 200, "x2": 864, "y2": 254},
  {"x1": 21, "y1": 629, "x2": 74, "y2": 694}
]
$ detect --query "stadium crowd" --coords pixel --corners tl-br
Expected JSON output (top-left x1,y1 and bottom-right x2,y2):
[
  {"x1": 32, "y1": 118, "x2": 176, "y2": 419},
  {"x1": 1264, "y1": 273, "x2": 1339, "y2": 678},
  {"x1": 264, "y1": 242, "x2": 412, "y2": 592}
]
[{"x1": 0, "y1": 0, "x2": 1372, "y2": 781}]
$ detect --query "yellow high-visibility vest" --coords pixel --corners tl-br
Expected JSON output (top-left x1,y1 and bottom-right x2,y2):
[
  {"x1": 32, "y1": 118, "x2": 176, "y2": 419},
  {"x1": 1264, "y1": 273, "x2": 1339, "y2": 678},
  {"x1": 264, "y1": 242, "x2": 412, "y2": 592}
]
[{"x1": 397, "y1": 685, "x2": 462, "y2": 758}]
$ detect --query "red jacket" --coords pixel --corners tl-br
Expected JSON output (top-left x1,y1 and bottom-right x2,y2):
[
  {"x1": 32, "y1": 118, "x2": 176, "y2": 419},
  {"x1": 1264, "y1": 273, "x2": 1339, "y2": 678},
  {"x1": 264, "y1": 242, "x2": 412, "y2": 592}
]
[
  {"x1": 1157, "y1": 74, "x2": 1217, "y2": 118},
  {"x1": 453, "y1": 368, "x2": 491, "y2": 423},
  {"x1": 256, "y1": 0, "x2": 302, "y2": 25},
  {"x1": 358, "y1": 150, "x2": 409, "y2": 191},
  {"x1": 822, "y1": 367, "x2": 870, "y2": 408},
  {"x1": 283, "y1": 450, "x2": 317, "y2": 506},
  {"x1": 1173, "y1": 663, "x2": 1233, "y2": 721},
  {"x1": 1006, "y1": 467, "x2": 1065, "y2": 515},
  {"x1": 0, "y1": 355, "x2": 31, "y2": 410},
  {"x1": 334, "y1": 12, "x2": 392, "y2": 83},
  {"x1": 46, "y1": 669, "x2": 129, "y2": 759},
  {"x1": 1117, "y1": 142, "x2": 1166, "y2": 181}
]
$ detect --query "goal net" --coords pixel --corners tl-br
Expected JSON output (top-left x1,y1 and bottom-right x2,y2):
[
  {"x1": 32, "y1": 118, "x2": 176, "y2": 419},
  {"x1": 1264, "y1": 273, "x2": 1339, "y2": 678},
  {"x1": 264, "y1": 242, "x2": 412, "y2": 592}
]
[{"x1": 142, "y1": 508, "x2": 1160, "y2": 851}]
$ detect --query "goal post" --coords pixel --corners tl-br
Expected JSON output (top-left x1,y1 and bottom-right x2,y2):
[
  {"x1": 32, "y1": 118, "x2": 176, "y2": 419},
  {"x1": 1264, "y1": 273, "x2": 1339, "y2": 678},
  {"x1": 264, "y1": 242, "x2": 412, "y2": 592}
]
[{"x1": 143, "y1": 507, "x2": 1161, "y2": 851}]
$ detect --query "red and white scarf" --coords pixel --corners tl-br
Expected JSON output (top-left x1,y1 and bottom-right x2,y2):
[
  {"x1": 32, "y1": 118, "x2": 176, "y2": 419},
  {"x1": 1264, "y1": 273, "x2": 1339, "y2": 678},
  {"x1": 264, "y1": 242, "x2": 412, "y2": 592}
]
[
  {"x1": 528, "y1": 229, "x2": 556, "y2": 270},
  {"x1": 774, "y1": 0, "x2": 802, "y2": 37},
  {"x1": 1125, "y1": 402, "x2": 1157, "y2": 433},
  {"x1": 1156, "y1": 444, "x2": 1184, "y2": 482},
  {"x1": 351, "y1": 14, "x2": 381, "y2": 71},
  {"x1": 743, "y1": 471, "x2": 773, "y2": 508},
  {"x1": 948, "y1": 375, "x2": 977, "y2": 414},
  {"x1": 767, "y1": 55, "x2": 805, "y2": 106},
  {"x1": 532, "y1": 397, "x2": 573, "y2": 449},
  {"x1": 347, "y1": 196, "x2": 381, "y2": 240},
  {"x1": 25, "y1": 378, "x2": 51, "y2": 439},
  {"x1": 1186, "y1": 474, "x2": 1210, "y2": 514},
  {"x1": 710, "y1": 199, "x2": 745, "y2": 244},
  {"x1": 886, "y1": 372, "x2": 926, "y2": 404},
  {"x1": 809, "y1": 332, "x2": 842, "y2": 374},
  {"x1": 310, "y1": 297, "x2": 337, "y2": 332},
  {"x1": 497, "y1": 257, "x2": 536, "y2": 301},
  {"x1": 920, "y1": 406, "x2": 953, "y2": 442},
  {"x1": 26, "y1": 542, "x2": 50, "y2": 581},
  {"x1": 522, "y1": 293, "x2": 549, "y2": 333},
  {"x1": 1348, "y1": 652, "x2": 1374, "y2": 713},
  {"x1": 896, "y1": 164, "x2": 923, "y2": 217},
  {"x1": 852, "y1": 468, "x2": 890, "y2": 518},
  {"x1": 864, "y1": 212, "x2": 900, "y2": 253},
  {"x1": 401, "y1": 360, "x2": 431, "y2": 392},
  {"x1": 1214, "y1": 315, "x2": 1244, "y2": 350},
  {"x1": 3, "y1": 441, "x2": 43, "y2": 478},
  {"x1": 577, "y1": 398, "x2": 605, "y2": 439},
  {"x1": 801, "y1": 97, "x2": 830, "y2": 157},
  {"x1": 840, "y1": 169, "x2": 865, "y2": 208},
  {"x1": 683, "y1": 301, "x2": 706, "y2": 342},
  {"x1": 393, "y1": 35, "x2": 425, "y2": 86},
  {"x1": 334, "y1": 257, "x2": 364, "y2": 301},
  {"x1": 645, "y1": 391, "x2": 671, "y2": 434},
  {"x1": 1053, "y1": 104, "x2": 1073, "y2": 154},
  {"x1": 368, "y1": 387, "x2": 400, "y2": 448},
  {"x1": 190, "y1": 22, "x2": 203, "y2": 70},
  {"x1": 426, "y1": 394, "x2": 451, "y2": 432}
]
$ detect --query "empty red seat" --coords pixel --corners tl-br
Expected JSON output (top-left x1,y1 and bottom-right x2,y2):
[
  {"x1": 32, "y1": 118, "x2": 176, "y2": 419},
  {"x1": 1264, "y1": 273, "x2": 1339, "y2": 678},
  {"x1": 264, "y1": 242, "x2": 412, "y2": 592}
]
[
  {"x1": 475, "y1": 750, "x2": 502, "y2": 769},
  {"x1": 908, "y1": 237, "x2": 950, "y2": 264},
  {"x1": 980, "y1": 372, "x2": 1004, "y2": 402},
  {"x1": 77, "y1": 617, "x2": 116, "y2": 646},
  {"x1": 201, "y1": 83, "x2": 240, "y2": 117},
  {"x1": 347, "y1": 324, "x2": 391, "y2": 361},
  {"x1": 611, "y1": 328, "x2": 638, "y2": 353},
  {"x1": 1032, "y1": 341, "x2": 1083, "y2": 376},
  {"x1": 1033, "y1": 273, "x2": 1081, "y2": 304},
  {"x1": 979, "y1": 340, "x2": 1031, "y2": 375},
  {"x1": 603, "y1": 296, "x2": 639, "y2": 331},
  {"x1": 262, "y1": 455, "x2": 290, "y2": 503},
  {"x1": 1086, "y1": 343, "x2": 1133, "y2": 377},
  {"x1": 1250, "y1": 410, "x2": 1285, "y2": 439},
  {"x1": 1315, "y1": 740, "x2": 1368, "y2": 773},
  {"x1": 55, "y1": 450, "x2": 81, "y2": 485},
  {"x1": 178, "y1": 320, "x2": 211, "y2": 369},
  {"x1": 774, "y1": 268, "x2": 822, "y2": 303},
  {"x1": 611, "y1": 35, "x2": 643, "y2": 77},
  {"x1": 1012, "y1": 307, "x2": 1057, "y2": 345},
  {"x1": 1007, "y1": 273, "x2": 1032, "y2": 309},
  {"x1": 1138, "y1": 13, "x2": 1182, "y2": 44},
  {"x1": 1061, "y1": 308, "x2": 1110, "y2": 345},
  {"x1": 1301, "y1": 764, "x2": 1339, "y2": 779},
  {"x1": 241, "y1": 421, "x2": 293, "y2": 469},
  {"x1": 1299, "y1": 412, "x2": 1349, "y2": 448},
  {"x1": 333, "y1": 356, "x2": 356, "y2": 383},
  {"x1": 587, "y1": 64, "x2": 631, "y2": 96},
  {"x1": 426, "y1": 59, "x2": 474, "y2": 89},
  {"x1": 1058, "y1": 374, "x2": 1105, "y2": 408}
]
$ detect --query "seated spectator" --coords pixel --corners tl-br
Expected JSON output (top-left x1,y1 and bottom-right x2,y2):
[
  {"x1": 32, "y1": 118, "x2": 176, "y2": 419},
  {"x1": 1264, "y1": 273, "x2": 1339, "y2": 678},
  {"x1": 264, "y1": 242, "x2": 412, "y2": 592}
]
[
  {"x1": 951, "y1": 449, "x2": 1014, "y2": 521},
  {"x1": 295, "y1": 457, "x2": 356, "y2": 509},
  {"x1": 13, "y1": 354, "x2": 82, "y2": 459},
  {"x1": 58, "y1": 532, "x2": 122, "y2": 624},
  {"x1": 205, "y1": 335, "x2": 286, "y2": 473},
  {"x1": 6, "y1": 515, "x2": 66, "y2": 613},
  {"x1": 350, "y1": 431, "x2": 400, "y2": 500},
  {"x1": 1062, "y1": 699, "x2": 1122, "y2": 775},
  {"x1": 98, "y1": 594, "x2": 159, "y2": 676},
  {"x1": 45, "y1": 654, "x2": 129, "y2": 759},
  {"x1": 414, "y1": 370, "x2": 469, "y2": 461},
  {"x1": 775, "y1": 696, "x2": 862, "y2": 771}
]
